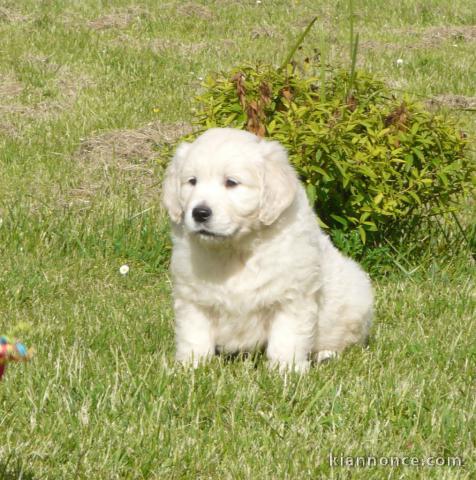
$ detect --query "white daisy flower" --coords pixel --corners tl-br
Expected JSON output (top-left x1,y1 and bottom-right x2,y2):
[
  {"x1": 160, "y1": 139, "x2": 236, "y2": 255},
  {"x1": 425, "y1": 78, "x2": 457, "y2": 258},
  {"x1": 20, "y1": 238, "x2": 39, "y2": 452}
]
[{"x1": 119, "y1": 264, "x2": 130, "y2": 275}]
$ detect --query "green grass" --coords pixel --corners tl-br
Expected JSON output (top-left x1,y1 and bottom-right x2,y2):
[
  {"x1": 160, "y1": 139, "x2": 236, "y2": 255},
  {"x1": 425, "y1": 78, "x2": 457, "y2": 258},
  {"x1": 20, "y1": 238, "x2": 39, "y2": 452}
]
[{"x1": 0, "y1": 1, "x2": 474, "y2": 478}]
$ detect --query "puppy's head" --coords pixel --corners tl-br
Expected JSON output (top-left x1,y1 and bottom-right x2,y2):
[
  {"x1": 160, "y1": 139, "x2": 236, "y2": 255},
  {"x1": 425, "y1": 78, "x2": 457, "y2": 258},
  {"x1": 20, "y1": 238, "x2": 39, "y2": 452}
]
[{"x1": 162, "y1": 128, "x2": 297, "y2": 242}]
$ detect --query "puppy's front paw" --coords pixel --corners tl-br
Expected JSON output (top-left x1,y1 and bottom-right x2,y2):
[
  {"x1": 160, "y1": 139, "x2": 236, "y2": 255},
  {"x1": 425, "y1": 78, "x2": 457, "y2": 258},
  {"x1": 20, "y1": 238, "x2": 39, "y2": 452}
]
[
  {"x1": 268, "y1": 359, "x2": 310, "y2": 374},
  {"x1": 176, "y1": 350, "x2": 213, "y2": 368}
]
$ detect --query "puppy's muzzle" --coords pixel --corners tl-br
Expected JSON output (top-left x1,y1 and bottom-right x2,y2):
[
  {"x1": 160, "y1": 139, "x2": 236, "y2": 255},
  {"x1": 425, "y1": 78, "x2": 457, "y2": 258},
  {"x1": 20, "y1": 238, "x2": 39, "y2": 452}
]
[{"x1": 192, "y1": 205, "x2": 212, "y2": 223}]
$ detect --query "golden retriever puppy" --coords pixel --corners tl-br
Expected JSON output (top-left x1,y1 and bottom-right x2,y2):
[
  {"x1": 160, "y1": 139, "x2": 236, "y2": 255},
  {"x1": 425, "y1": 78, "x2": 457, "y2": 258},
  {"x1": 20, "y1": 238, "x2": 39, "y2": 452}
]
[{"x1": 162, "y1": 128, "x2": 373, "y2": 372}]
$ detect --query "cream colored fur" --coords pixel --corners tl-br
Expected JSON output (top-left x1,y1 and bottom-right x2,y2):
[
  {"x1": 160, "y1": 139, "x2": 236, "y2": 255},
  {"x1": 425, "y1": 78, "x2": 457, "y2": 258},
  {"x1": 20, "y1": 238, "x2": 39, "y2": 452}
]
[{"x1": 162, "y1": 128, "x2": 373, "y2": 372}]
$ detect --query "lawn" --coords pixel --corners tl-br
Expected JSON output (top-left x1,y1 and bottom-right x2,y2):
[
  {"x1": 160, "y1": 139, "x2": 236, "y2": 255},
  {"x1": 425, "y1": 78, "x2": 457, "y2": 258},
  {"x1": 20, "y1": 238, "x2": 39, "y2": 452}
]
[{"x1": 0, "y1": 1, "x2": 475, "y2": 478}]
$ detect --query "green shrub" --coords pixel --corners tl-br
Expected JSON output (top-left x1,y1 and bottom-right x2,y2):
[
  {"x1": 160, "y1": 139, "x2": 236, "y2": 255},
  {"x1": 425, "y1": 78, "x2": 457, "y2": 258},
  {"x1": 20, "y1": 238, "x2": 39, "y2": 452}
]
[{"x1": 191, "y1": 62, "x2": 471, "y2": 245}]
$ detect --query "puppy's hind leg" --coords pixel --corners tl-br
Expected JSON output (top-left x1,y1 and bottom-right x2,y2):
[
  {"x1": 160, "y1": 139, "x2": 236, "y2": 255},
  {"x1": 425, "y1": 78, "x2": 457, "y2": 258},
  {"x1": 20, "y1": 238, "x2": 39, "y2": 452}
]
[
  {"x1": 315, "y1": 306, "x2": 372, "y2": 360},
  {"x1": 316, "y1": 350, "x2": 338, "y2": 363},
  {"x1": 266, "y1": 299, "x2": 317, "y2": 373}
]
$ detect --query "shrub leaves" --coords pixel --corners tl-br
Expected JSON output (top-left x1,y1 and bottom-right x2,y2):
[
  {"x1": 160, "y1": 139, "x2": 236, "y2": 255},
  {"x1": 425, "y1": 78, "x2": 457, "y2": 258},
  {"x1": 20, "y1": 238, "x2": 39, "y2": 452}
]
[{"x1": 192, "y1": 61, "x2": 472, "y2": 245}]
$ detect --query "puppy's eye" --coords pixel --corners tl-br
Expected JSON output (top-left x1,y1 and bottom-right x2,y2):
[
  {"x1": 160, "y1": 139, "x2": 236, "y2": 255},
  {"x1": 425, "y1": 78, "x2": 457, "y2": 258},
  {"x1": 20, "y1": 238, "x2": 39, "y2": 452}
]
[
  {"x1": 225, "y1": 178, "x2": 239, "y2": 188},
  {"x1": 188, "y1": 177, "x2": 197, "y2": 186}
]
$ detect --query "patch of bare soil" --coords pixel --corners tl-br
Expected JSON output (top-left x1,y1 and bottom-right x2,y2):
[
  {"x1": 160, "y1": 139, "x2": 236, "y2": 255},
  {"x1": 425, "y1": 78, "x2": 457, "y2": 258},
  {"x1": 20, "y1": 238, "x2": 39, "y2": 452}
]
[
  {"x1": 87, "y1": 6, "x2": 149, "y2": 30},
  {"x1": 177, "y1": 3, "x2": 213, "y2": 20},
  {"x1": 426, "y1": 94, "x2": 476, "y2": 110},
  {"x1": 68, "y1": 121, "x2": 193, "y2": 206}
]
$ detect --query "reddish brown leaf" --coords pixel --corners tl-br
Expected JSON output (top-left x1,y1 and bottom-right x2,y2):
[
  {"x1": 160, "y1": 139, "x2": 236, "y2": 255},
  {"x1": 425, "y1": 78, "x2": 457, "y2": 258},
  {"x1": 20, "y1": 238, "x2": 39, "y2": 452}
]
[
  {"x1": 232, "y1": 72, "x2": 247, "y2": 109},
  {"x1": 385, "y1": 102, "x2": 409, "y2": 129},
  {"x1": 246, "y1": 101, "x2": 265, "y2": 137},
  {"x1": 346, "y1": 94, "x2": 358, "y2": 112},
  {"x1": 259, "y1": 81, "x2": 272, "y2": 105},
  {"x1": 327, "y1": 109, "x2": 341, "y2": 128},
  {"x1": 281, "y1": 87, "x2": 293, "y2": 102}
]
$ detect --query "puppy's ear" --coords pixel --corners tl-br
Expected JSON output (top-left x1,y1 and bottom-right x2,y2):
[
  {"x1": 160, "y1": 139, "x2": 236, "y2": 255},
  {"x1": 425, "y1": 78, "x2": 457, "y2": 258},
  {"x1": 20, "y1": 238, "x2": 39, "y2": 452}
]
[
  {"x1": 162, "y1": 142, "x2": 191, "y2": 223},
  {"x1": 259, "y1": 140, "x2": 298, "y2": 225}
]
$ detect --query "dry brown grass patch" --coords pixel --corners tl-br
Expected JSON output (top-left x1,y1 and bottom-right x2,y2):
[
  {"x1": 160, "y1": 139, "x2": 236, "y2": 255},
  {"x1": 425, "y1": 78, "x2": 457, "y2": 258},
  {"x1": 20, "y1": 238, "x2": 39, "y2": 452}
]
[
  {"x1": 0, "y1": 72, "x2": 31, "y2": 120},
  {"x1": 0, "y1": 120, "x2": 18, "y2": 137},
  {"x1": 68, "y1": 121, "x2": 193, "y2": 206},
  {"x1": 0, "y1": 6, "x2": 30, "y2": 23},
  {"x1": 418, "y1": 25, "x2": 476, "y2": 45},
  {"x1": 0, "y1": 72, "x2": 23, "y2": 99},
  {"x1": 56, "y1": 67, "x2": 95, "y2": 99},
  {"x1": 361, "y1": 25, "x2": 476, "y2": 52},
  {"x1": 427, "y1": 94, "x2": 476, "y2": 110},
  {"x1": 87, "y1": 6, "x2": 149, "y2": 30},
  {"x1": 76, "y1": 121, "x2": 192, "y2": 165},
  {"x1": 109, "y1": 33, "x2": 212, "y2": 58},
  {"x1": 250, "y1": 26, "x2": 278, "y2": 39},
  {"x1": 111, "y1": 34, "x2": 208, "y2": 56},
  {"x1": 148, "y1": 38, "x2": 207, "y2": 56},
  {"x1": 176, "y1": 3, "x2": 213, "y2": 20},
  {"x1": 0, "y1": 63, "x2": 94, "y2": 122}
]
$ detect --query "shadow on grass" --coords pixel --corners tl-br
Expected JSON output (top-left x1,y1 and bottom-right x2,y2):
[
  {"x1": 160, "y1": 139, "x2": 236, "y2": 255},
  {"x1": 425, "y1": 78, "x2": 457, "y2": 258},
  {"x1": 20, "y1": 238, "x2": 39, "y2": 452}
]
[
  {"x1": 0, "y1": 458, "x2": 37, "y2": 480},
  {"x1": 216, "y1": 348, "x2": 264, "y2": 368}
]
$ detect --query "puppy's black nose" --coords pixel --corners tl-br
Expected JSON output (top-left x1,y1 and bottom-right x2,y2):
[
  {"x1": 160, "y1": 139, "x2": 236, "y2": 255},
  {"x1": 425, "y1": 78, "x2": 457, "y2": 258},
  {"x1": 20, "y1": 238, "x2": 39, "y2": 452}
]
[{"x1": 192, "y1": 205, "x2": 212, "y2": 223}]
